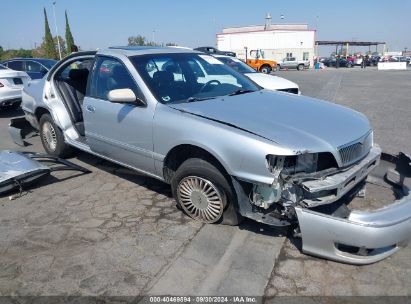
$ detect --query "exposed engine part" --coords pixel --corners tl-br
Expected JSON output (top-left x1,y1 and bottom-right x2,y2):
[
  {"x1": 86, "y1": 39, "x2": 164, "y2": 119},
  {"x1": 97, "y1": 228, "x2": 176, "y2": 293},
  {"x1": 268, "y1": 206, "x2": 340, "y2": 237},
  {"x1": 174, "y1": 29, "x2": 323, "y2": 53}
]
[
  {"x1": 266, "y1": 155, "x2": 285, "y2": 183},
  {"x1": 254, "y1": 155, "x2": 287, "y2": 209},
  {"x1": 252, "y1": 183, "x2": 282, "y2": 209}
]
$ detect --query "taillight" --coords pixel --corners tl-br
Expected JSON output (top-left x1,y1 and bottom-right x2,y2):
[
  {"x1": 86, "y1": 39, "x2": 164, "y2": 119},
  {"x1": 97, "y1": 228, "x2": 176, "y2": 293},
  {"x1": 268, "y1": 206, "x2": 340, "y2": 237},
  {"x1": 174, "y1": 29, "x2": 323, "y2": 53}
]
[{"x1": 0, "y1": 81, "x2": 4, "y2": 88}]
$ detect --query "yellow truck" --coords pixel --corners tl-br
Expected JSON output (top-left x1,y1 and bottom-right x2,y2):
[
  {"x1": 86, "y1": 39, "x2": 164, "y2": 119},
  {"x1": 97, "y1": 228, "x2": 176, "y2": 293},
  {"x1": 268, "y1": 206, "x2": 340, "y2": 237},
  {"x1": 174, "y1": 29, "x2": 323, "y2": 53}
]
[{"x1": 245, "y1": 49, "x2": 277, "y2": 74}]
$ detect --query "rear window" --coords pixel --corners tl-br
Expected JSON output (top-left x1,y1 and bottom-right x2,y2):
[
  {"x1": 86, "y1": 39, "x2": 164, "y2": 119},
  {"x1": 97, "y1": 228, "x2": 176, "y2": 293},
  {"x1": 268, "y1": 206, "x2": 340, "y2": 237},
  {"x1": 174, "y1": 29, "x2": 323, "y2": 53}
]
[{"x1": 7, "y1": 61, "x2": 23, "y2": 71}]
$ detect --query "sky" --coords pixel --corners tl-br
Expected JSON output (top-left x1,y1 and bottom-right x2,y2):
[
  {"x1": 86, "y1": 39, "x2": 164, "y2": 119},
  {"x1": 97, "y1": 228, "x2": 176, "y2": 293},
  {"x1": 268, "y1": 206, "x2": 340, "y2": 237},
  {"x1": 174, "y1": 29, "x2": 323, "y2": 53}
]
[{"x1": 1, "y1": 0, "x2": 410, "y2": 56}]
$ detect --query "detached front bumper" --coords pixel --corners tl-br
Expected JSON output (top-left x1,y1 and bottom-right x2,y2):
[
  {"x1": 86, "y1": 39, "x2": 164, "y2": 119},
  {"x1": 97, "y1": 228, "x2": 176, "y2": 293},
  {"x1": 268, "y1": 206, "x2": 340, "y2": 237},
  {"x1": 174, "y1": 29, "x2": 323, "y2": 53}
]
[{"x1": 296, "y1": 152, "x2": 411, "y2": 265}]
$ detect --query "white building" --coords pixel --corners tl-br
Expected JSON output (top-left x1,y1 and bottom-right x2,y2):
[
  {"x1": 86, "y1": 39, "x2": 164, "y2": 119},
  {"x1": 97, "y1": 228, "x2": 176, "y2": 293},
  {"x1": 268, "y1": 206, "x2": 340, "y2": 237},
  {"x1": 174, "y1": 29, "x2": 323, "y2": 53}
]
[{"x1": 216, "y1": 17, "x2": 316, "y2": 66}]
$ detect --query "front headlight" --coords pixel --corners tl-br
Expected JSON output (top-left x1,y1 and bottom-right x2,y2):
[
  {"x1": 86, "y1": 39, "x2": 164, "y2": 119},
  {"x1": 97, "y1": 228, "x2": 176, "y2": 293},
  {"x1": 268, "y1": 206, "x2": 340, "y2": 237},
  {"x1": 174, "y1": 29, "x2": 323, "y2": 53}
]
[
  {"x1": 284, "y1": 153, "x2": 318, "y2": 174},
  {"x1": 267, "y1": 152, "x2": 338, "y2": 176}
]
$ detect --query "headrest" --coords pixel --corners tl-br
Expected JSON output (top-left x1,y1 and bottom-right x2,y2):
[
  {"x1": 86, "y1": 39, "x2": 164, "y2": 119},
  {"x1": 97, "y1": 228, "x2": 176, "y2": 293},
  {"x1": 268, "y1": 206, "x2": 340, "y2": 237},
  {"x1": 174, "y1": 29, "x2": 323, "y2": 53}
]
[
  {"x1": 153, "y1": 70, "x2": 174, "y2": 85},
  {"x1": 69, "y1": 68, "x2": 89, "y2": 80}
]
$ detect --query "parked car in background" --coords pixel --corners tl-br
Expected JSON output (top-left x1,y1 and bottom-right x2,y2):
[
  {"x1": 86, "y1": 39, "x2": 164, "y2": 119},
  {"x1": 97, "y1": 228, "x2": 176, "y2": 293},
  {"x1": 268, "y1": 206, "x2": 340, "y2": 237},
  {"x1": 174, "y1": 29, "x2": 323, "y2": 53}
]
[
  {"x1": 215, "y1": 55, "x2": 300, "y2": 94},
  {"x1": 194, "y1": 46, "x2": 236, "y2": 57},
  {"x1": 323, "y1": 57, "x2": 354, "y2": 68},
  {"x1": 276, "y1": 57, "x2": 310, "y2": 71},
  {"x1": 0, "y1": 64, "x2": 30, "y2": 109},
  {"x1": 369, "y1": 56, "x2": 381, "y2": 66},
  {"x1": 245, "y1": 49, "x2": 277, "y2": 74},
  {"x1": 13, "y1": 46, "x2": 411, "y2": 265},
  {"x1": 0, "y1": 58, "x2": 57, "y2": 80},
  {"x1": 355, "y1": 57, "x2": 363, "y2": 66}
]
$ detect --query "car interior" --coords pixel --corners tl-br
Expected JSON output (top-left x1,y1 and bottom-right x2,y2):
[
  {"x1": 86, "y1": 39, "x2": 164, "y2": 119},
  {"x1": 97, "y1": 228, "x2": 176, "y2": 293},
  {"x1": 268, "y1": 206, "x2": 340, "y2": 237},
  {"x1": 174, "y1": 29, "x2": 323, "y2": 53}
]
[{"x1": 54, "y1": 59, "x2": 93, "y2": 136}]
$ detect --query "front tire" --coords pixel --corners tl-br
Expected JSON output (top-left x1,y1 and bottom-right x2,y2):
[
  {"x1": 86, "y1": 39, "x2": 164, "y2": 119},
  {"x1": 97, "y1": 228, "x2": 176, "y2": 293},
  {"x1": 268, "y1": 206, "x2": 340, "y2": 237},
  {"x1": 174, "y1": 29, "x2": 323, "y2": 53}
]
[
  {"x1": 171, "y1": 158, "x2": 242, "y2": 225},
  {"x1": 39, "y1": 114, "x2": 73, "y2": 157},
  {"x1": 260, "y1": 65, "x2": 272, "y2": 74}
]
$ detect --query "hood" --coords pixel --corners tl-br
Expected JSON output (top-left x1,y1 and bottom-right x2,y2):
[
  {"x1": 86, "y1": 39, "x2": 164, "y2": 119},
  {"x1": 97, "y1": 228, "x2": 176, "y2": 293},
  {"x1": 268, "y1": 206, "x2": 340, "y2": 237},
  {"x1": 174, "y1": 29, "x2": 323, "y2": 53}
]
[
  {"x1": 170, "y1": 90, "x2": 371, "y2": 152},
  {"x1": 245, "y1": 73, "x2": 299, "y2": 91}
]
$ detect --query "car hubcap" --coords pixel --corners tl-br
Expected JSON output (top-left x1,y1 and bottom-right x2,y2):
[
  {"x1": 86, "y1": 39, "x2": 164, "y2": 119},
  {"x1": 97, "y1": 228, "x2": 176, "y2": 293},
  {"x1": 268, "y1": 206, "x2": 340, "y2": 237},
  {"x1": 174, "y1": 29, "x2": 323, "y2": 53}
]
[
  {"x1": 42, "y1": 121, "x2": 57, "y2": 151},
  {"x1": 177, "y1": 176, "x2": 224, "y2": 223}
]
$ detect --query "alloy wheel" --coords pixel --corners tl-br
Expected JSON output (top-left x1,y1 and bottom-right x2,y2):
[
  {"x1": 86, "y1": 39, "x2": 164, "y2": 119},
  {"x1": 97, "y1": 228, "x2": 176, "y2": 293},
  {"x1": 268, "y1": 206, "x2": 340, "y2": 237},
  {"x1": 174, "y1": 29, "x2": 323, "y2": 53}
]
[{"x1": 42, "y1": 121, "x2": 57, "y2": 151}]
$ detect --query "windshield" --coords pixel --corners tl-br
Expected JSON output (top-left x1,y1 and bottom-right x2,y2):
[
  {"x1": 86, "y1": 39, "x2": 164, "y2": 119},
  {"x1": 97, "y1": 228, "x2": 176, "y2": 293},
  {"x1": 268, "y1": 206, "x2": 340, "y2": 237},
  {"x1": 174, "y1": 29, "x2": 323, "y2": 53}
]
[
  {"x1": 0, "y1": 64, "x2": 7, "y2": 70},
  {"x1": 217, "y1": 57, "x2": 256, "y2": 74},
  {"x1": 130, "y1": 53, "x2": 259, "y2": 104}
]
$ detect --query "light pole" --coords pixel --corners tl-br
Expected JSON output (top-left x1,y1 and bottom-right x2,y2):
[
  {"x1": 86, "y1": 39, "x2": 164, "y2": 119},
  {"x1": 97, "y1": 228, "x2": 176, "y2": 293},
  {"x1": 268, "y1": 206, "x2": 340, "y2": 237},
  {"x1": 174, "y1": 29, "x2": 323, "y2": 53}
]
[
  {"x1": 52, "y1": 1, "x2": 62, "y2": 60},
  {"x1": 152, "y1": 30, "x2": 156, "y2": 45}
]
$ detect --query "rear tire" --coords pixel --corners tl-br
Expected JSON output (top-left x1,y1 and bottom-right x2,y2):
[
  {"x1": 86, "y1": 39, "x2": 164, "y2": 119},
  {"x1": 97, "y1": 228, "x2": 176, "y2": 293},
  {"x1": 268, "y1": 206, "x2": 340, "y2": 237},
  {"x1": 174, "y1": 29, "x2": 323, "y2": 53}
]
[
  {"x1": 275, "y1": 65, "x2": 281, "y2": 72},
  {"x1": 297, "y1": 64, "x2": 304, "y2": 71},
  {"x1": 39, "y1": 114, "x2": 73, "y2": 158},
  {"x1": 260, "y1": 65, "x2": 272, "y2": 74},
  {"x1": 171, "y1": 158, "x2": 243, "y2": 226}
]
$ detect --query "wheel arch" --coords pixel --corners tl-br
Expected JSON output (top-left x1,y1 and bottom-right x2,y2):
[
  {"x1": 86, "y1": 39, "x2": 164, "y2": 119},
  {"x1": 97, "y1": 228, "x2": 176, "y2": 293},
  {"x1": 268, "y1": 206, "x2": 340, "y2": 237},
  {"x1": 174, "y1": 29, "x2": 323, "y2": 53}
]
[
  {"x1": 34, "y1": 107, "x2": 51, "y2": 122},
  {"x1": 163, "y1": 144, "x2": 232, "y2": 184}
]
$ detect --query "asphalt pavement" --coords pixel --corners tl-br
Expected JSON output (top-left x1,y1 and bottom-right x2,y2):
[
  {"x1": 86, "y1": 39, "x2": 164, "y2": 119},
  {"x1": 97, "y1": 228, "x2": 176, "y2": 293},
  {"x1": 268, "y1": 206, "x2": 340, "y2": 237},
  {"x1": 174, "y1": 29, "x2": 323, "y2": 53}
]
[{"x1": 0, "y1": 67, "x2": 410, "y2": 297}]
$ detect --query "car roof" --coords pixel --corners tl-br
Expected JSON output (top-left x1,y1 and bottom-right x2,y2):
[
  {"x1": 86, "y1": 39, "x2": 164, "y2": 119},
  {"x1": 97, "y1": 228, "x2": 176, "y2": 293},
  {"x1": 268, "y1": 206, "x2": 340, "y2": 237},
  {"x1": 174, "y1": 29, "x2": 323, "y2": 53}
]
[
  {"x1": 103, "y1": 46, "x2": 200, "y2": 57},
  {"x1": 2, "y1": 58, "x2": 57, "y2": 62}
]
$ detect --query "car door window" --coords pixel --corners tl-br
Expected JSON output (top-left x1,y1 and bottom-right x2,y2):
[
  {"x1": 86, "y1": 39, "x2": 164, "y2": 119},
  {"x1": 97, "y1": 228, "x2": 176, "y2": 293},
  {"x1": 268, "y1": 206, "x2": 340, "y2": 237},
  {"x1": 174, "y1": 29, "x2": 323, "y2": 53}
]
[
  {"x1": 89, "y1": 57, "x2": 140, "y2": 101},
  {"x1": 7, "y1": 61, "x2": 23, "y2": 71},
  {"x1": 25, "y1": 61, "x2": 42, "y2": 72},
  {"x1": 59, "y1": 59, "x2": 93, "y2": 80}
]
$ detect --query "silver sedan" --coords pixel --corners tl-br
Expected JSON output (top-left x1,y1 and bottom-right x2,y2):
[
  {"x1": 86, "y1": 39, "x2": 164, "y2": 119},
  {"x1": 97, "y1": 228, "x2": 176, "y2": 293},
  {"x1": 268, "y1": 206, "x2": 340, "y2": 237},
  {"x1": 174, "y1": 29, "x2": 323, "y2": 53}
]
[{"x1": 13, "y1": 47, "x2": 411, "y2": 264}]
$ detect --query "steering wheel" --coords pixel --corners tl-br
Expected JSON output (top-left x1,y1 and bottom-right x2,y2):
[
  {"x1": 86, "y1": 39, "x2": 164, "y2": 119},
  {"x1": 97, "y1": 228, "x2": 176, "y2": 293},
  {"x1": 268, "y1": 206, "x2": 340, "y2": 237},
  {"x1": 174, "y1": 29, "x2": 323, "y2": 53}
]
[{"x1": 199, "y1": 80, "x2": 221, "y2": 93}]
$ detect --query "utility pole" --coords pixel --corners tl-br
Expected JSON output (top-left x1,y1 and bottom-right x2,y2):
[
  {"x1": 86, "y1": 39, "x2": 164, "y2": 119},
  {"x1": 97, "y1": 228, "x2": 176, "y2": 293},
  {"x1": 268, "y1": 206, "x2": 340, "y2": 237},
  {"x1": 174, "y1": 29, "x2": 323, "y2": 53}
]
[{"x1": 52, "y1": 1, "x2": 62, "y2": 60}]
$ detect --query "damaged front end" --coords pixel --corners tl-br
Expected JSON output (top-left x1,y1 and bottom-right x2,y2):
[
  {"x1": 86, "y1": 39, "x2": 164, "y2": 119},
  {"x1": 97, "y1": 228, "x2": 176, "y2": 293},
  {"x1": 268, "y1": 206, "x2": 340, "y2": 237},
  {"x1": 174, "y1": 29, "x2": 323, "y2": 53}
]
[{"x1": 232, "y1": 146, "x2": 411, "y2": 264}]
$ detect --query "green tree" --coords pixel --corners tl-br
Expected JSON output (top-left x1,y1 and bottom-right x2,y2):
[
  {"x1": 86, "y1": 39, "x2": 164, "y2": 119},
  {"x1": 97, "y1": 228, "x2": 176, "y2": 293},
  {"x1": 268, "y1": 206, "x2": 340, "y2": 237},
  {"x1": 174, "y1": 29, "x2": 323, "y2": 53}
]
[
  {"x1": 128, "y1": 35, "x2": 147, "y2": 46},
  {"x1": 65, "y1": 10, "x2": 75, "y2": 53},
  {"x1": 43, "y1": 8, "x2": 58, "y2": 59},
  {"x1": 0, "y1": 49, "x2": 32, "y2": 60},
  {"x1": 54, "y1": 36, "x2": 67, "y2": 56}
]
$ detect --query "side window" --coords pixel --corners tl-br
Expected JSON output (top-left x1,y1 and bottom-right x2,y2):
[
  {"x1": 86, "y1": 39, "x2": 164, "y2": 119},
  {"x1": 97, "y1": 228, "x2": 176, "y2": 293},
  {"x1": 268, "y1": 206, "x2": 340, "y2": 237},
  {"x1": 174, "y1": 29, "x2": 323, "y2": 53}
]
[
  {"x1": 89, "y1": 57, "x2": 140, "y2": 101},
  {"x1": 188, "y1": 60, "x2": 205, "y2": 77},
  {"x1": 25, "y1": 61, "x2": 42, "y2": 72},
  {"x1": 250, "y1": 50, "x2": 258, "y2": 59},
  {"x1": 59, "y1": 59, "x2": 93, "y2": 80},
  {"x1": 7, "y1": 61, "x2": 23, "y2": 71}
]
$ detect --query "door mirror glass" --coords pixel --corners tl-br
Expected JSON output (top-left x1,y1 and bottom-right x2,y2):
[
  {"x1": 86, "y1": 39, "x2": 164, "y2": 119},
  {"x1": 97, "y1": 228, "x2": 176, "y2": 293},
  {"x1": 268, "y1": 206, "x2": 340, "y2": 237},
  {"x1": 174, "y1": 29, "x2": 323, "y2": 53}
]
[{"x1": 108, "y1": 88, "x2": 144, "y2": 105}]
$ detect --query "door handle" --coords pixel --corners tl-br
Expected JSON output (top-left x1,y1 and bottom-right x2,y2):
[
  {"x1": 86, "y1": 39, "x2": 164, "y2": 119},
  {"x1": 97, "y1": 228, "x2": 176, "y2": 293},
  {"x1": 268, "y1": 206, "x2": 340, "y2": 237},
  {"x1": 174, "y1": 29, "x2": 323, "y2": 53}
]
[{"x1": 86, "y1": 105, "x2": 96, "y2": 113}]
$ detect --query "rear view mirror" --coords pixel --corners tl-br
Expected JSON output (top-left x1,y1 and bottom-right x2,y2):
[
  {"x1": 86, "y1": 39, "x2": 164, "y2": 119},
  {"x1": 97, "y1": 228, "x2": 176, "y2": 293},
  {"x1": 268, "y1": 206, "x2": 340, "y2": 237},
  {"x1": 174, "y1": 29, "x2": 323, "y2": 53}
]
[{"x1": 108, "y1": 88, "x2": 144, "y2": 106}]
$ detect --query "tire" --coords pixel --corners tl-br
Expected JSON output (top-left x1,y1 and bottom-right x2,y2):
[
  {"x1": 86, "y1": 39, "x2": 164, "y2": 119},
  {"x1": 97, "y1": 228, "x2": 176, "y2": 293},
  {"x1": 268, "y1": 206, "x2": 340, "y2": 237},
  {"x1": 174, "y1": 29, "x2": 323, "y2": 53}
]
[
  {"x1": 260, "y1": 65, "x2": 272, "y2": 74},
  {"x1": 275, "y1": 65, "x2": 281, "y2": 72},
  {"x1": 347, "y1": 62, "x2": 353, "y2": 68},
  {"x1": 297, "y1": 64, "x2": 304, "y2": 71},
  {"x1": 171, "y1": 158, "x2": 243, "y2": 226},
  {"x1": 39, "y1": 114, "x2": 73, "y2": 158}
]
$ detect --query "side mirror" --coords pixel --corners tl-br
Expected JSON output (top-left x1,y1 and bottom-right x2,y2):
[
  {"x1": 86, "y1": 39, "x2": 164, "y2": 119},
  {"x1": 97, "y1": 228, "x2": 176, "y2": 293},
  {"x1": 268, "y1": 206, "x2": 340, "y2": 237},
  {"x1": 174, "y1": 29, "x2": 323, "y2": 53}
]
[{"x1": 108, "y1": 88, "x2": 145, "y2": 106}]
